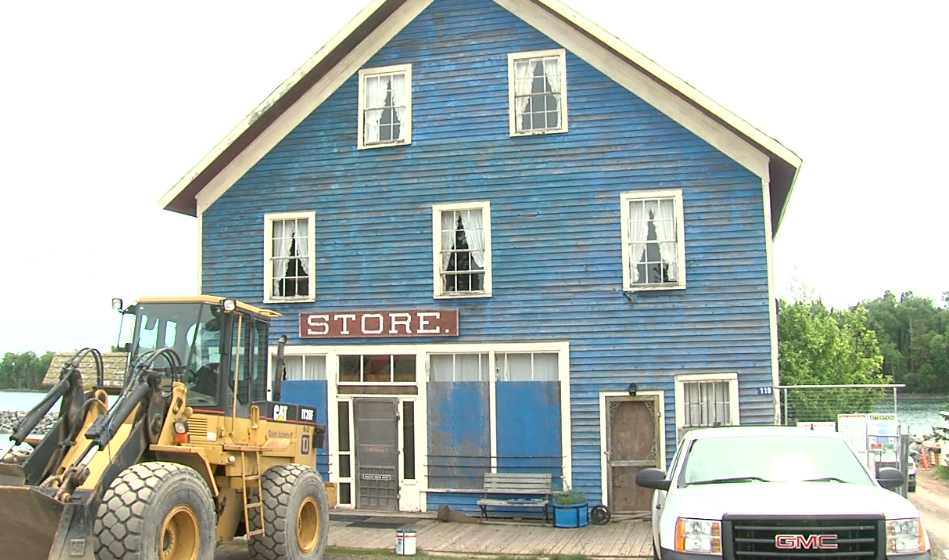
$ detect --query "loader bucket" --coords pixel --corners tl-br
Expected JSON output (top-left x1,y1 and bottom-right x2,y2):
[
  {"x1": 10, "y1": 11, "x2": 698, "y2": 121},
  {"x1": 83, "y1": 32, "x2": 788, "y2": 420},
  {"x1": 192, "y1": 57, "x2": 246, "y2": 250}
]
[{"x1": 0, "y1": 486, "x2": 96, "y2": 560}]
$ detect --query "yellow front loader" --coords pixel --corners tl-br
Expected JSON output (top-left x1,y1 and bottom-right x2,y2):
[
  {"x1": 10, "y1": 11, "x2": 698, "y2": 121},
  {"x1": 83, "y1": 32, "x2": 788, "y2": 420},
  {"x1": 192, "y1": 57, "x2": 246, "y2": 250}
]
[{"x1": 0, "y1": 296, "x2": 329, "y2": 560}]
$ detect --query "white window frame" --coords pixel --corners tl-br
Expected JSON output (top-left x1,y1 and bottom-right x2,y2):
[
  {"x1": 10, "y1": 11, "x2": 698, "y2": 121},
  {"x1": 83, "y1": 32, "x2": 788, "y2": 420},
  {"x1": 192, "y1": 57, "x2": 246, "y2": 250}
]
[
  {"x1": 508, "y1": 49, "x2": 568, "y2": 137},
  {"x1": 432, "y1": 201, "x2": 492, "y2": 299},
  {"x1": 263, "y1": 211, "x2": 316, "y2": 303},
  {"x1": 674, "y1": 372, "x2": 739, "y2": 440},
  {"x1": 357, "y1": 63, "x2": 412, "y2": 149},
  {"x1": 620, "y1": 189, "x2": 686, "y2": 291}
]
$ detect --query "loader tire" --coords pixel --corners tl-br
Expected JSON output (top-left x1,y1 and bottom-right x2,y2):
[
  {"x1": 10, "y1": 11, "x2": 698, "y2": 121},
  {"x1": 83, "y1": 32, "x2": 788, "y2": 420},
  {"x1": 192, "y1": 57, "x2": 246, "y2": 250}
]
[
  {"x1": 95, "y1": 461, "x2": 216, "y2": 560},
  {"x1": 248, "y1": 463, "x2": 329, "y2": 560}
]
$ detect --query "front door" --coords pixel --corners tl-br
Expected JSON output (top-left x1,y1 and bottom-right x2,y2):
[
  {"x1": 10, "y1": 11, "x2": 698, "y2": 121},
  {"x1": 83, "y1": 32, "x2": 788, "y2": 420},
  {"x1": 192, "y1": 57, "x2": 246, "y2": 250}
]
[
  {"x1": 606, "y1": 396, "x2": 661, "y2": 512},
  {"x1": 353, "y1": 398, "x2": 399, "y2": 510}
]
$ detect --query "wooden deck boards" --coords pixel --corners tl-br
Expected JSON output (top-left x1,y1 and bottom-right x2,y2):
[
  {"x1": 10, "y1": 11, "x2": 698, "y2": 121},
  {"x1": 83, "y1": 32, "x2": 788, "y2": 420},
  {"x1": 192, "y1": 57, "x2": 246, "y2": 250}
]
[{"x1": 327, "y1": 512, "x2": 654, "y2": 558}]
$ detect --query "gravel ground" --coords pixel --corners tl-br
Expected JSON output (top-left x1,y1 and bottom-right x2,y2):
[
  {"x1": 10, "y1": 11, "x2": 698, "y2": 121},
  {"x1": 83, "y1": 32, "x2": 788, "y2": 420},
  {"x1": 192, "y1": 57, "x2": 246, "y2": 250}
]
[{"x1": 910, "y1": 467, "x2": 949, "y2": 560}]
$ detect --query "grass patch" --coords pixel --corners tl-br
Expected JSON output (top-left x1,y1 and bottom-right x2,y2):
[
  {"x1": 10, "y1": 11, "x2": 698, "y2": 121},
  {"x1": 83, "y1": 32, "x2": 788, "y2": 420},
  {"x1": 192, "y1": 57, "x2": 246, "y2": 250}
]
[{"x1": 933, "y1": 464, "x2": 949, "y2": 481}]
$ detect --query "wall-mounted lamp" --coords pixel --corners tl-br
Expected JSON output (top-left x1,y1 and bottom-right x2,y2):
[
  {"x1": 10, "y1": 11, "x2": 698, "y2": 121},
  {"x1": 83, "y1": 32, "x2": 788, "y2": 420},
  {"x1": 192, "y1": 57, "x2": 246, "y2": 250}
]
[{"x1": 627, "y1": 382, "x2": 638, "y2": 396}]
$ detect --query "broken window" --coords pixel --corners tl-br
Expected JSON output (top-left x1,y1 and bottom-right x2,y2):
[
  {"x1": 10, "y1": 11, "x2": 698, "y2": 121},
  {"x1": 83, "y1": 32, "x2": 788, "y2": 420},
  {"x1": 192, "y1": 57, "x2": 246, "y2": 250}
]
[
  {"x1": 622, "y1": 191, "x2": 685, "y2": 289},
  {"x1": 436, "y1": 204, "x2": 490, "y2": 296},
  {"x1": 359, "y1": 64, "x2": 411, "y2": 148},
  {"x1": 265, "y1": 212, "x2": 315, "y2": 301},
  {"x1": 510, "y1": 50, "x2": 567, "y2": 135}
]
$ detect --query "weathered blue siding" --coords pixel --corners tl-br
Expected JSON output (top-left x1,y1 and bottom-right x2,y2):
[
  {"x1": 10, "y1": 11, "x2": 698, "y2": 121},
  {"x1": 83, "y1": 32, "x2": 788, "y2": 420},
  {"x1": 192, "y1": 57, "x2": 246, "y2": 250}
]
[{"x1": 201, "y1": 0, "x2": 775, "y2": 502}]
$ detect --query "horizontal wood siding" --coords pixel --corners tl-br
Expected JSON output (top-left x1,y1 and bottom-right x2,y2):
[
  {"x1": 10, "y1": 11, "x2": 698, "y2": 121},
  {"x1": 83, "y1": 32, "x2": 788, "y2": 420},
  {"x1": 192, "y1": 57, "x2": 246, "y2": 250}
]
[{"x1": 201, "y1": 0, "x2": 775, "y2": 502}]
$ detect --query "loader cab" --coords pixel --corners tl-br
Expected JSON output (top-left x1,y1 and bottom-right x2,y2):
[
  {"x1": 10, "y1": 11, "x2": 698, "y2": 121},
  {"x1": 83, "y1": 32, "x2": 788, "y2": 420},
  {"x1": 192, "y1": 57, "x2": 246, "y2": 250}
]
[{"x1": 119, "y1": 296, "x2": 280, "y2": 417}]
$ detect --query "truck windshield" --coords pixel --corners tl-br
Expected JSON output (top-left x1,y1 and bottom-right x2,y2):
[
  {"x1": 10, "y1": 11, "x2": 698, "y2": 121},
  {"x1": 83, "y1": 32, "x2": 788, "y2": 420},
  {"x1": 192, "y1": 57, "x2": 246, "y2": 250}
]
[
  {"x1": 681, "y1": 435, "x2": 874, "y2": 487},
  {"x1": 131, "y1": 302, "x2": 221, "y2": 405}
]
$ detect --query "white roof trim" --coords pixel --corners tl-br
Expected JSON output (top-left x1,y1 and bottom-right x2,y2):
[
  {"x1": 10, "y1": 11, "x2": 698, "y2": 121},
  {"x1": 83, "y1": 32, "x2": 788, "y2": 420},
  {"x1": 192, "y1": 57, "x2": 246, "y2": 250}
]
[
  {"x1": 535, "y1": 0, "x2": 801, "y2": 169},
  {"x1": 162, "y1": 0, "x2": 800, "y2": 218},
  {"x1": 159, "y1": 0, "x2": 391, "y2": 211}
]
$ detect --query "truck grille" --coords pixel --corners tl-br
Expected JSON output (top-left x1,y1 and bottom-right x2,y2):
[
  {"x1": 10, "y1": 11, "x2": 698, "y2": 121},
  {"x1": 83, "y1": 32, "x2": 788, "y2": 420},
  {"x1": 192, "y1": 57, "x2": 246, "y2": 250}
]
[{"x1": 724, "y1": 515, "x2": 883, "y2": 560}]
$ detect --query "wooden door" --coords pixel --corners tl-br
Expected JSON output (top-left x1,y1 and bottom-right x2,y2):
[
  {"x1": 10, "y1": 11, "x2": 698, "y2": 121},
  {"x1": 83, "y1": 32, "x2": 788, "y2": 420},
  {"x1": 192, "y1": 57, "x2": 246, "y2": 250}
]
[{"x1": 606, "y1": 396, "x2": 660, "y2": 512}]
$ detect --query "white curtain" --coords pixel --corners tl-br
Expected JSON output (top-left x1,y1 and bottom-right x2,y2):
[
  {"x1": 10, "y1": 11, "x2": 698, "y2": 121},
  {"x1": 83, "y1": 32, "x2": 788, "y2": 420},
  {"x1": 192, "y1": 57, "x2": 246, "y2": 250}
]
[
  {"x1": 655, "y1": 199, "x2": 678, "y2": 281},
  {"x1": 440, "y1": 212, "x2": 455, "y2": 272},
  {"x1": 272, "y1": 220, "x2": 292, "y2": 294},
  {"x1": 390, "y1": 73, "x2": 406, "y2": 141},
  {"x1": 542, "y1": 58, "x2": 561, "y2": 125},
  {"x1": 464, "y1": 210, "x2": 484, "y2": 268},
  {"x1": 294, "y1": 218, "x2": 309, "y2": 275},
  {"x1": 364, "y1": 76, "x2": 388, "y2": 144},
  {"x1": 628, "y1": 201, "x2": 648, "y2": 282},
  {"x1": 513, "y1": 60, "x2": 534, "y2": 125}
]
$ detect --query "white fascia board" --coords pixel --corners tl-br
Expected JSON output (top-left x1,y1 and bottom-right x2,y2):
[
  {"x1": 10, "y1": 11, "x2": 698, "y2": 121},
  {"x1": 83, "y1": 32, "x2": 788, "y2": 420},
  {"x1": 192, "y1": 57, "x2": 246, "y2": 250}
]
[
  {"x1": 159, "y1": 0, "x2": 388, "y2": 211},
  {"x1": 530, "y1": 0, "x2": 802, "y2": 172},
  {"x1": 164, "y1": 0, "x2": 436, "y2": 215}
]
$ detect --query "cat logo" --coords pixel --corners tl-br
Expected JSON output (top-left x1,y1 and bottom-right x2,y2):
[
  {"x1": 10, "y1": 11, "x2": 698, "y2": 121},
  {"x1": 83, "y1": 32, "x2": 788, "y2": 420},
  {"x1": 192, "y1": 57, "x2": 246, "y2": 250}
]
[
  {"x1": 274, "y1": 404, "x2": 288, "y2": 421},
  {"x1": 301, "y1": 434, "x2": 311, "y2": 455}
]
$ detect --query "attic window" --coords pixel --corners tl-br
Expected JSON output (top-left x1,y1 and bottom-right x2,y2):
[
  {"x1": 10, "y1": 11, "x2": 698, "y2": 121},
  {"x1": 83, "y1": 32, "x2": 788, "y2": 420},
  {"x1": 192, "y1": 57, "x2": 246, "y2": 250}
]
[
  {"x1": 358, "y1": 64, "x2": 412, "y2": 149},
  {"x1": 509, "y1": 49, "x2": 568, "y2": 136}
]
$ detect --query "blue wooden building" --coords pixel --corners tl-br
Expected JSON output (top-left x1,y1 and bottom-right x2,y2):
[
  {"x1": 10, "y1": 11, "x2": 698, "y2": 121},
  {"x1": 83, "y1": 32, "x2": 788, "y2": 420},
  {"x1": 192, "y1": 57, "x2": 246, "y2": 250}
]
[{"x1": 161, "y1": 0, "x2": 800, "y2": 515}]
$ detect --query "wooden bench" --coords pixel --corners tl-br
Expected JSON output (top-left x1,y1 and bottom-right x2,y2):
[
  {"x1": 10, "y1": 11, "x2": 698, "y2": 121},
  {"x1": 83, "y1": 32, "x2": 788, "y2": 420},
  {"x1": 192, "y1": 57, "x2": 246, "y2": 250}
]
[{"x1": 476, "y1": 472, "x2": 552, "y2": 523}]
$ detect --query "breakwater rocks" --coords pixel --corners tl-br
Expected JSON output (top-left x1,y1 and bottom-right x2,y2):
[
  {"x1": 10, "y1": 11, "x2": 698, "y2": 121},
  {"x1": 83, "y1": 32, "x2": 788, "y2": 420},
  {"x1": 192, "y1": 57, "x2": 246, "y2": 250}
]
[{"x1": 1, "y1": 410, "x2": 57, "y2": 436}]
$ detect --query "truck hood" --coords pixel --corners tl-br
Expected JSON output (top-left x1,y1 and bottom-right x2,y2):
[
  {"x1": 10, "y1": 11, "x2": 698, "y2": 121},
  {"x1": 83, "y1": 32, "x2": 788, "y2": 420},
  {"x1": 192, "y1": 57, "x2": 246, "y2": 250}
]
[{"x1": 669, "y1": 482, "x2": 921, "y2": 519}]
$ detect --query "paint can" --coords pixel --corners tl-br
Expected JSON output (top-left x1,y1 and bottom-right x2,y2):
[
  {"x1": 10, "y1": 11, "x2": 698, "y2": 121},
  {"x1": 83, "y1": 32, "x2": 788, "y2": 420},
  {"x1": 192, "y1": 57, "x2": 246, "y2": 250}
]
[{"x1": 395, "y1": 529, "x2": 417, "y2": 556}]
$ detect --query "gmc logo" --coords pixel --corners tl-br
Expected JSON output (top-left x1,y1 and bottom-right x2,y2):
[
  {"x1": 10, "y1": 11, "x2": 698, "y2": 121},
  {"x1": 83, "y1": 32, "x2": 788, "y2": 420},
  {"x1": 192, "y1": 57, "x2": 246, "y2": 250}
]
[{"x1": 775, "y1": 534, "x2": 838, "y2": 550}]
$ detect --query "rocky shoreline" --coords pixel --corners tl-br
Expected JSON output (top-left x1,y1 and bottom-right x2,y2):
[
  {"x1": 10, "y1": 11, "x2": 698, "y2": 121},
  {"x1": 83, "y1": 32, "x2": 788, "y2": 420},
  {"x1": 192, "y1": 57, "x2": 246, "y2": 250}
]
[{"x1": 0, "y1": 410, "x2": 57, "y2": 436}]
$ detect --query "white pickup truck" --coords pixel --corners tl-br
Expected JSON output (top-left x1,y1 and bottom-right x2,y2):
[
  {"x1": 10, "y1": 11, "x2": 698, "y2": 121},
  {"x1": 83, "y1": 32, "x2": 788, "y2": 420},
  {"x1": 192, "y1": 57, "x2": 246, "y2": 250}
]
[{"x1": 636, "y1": 426, "x2": 931, "y2": 560}]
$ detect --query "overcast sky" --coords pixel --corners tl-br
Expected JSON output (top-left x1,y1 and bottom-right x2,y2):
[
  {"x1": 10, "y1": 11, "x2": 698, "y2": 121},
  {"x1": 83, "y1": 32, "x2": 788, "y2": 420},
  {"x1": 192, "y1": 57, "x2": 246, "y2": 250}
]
[{"x1": 1, "y1": 1, "x2": 947, "y2": 354}]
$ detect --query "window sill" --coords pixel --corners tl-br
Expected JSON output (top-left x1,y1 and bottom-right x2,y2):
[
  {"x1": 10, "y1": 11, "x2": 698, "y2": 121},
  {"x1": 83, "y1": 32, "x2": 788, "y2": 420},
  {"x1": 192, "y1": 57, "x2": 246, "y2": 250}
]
[
  {"x1": 510, "y1": 127, "x2": 568, "y2": 137},
  {"x1": 358, "y1": 139, "x2": 411, "y2": 150},
  {"x1": 434, "y1": 292, "x2": 492, "y2": 300},
  {"x1": 264, "y1": 296, "x2": 316, "y2": 304},
  {"x1": 625, "y1": 284, "x2": 686, "y2": 293}
]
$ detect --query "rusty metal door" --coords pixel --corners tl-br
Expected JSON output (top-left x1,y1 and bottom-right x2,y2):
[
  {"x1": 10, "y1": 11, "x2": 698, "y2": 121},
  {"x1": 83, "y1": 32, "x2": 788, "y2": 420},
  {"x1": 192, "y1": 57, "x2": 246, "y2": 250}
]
[
  {"x1": 605, "y1": 396, "x2": 661, "y2": 512},
  {"x1": 354, "y1": 398, "x2": 399, "y2": 510}
]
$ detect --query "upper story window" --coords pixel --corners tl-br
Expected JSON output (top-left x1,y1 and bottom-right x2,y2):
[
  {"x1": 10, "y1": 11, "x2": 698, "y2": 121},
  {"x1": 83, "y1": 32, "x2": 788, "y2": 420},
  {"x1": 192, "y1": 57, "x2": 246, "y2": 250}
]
[
  {"x1": 621, "y1": 190, "x2": 686, "y2": 290},
  {"x1": 508, "y1": 49, "x2": 568, "y2": 136},
  {"x1": 264, "y1": 211, "x2": 315, "y2": 303},
  {"x1": 432, "y1": 201, "x2": 492, "y2": 298},
  {"x1": 358, "y1": 64, "x2": 412, "y2": 149}
]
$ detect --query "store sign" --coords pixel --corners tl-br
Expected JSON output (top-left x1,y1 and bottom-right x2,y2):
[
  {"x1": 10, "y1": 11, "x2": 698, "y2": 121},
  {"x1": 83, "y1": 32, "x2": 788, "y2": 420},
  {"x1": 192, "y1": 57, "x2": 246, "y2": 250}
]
[{"x1": 299, "y1": 310, "x2": 459, "y2": 338}]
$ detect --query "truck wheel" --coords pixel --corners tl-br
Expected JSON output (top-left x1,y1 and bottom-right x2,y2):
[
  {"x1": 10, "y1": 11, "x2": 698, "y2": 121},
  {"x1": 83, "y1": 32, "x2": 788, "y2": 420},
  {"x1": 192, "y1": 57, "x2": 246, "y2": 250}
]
[
  {"x1": 95, "y1": 461, "x2": 216, "y2": 560},
  {"x1": 248, "y1": 464, "x2": 329, "y2": 560}
]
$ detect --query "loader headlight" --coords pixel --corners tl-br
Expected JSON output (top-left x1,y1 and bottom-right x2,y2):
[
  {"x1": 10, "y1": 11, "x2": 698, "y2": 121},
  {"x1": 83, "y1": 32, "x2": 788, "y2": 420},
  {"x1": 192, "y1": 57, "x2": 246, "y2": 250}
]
[
  {"x1": 886, "y1": 518, "x2": 929, "y2": 554},
  {"x1": 223, "y1": 299, "x2": 237, "y2": 312},
  {"x1": 173, "y1": 419, "x2": 190, "y2": 443},
  {"x1": 676, "y1": 518, "x2": 722, "y2": 555}
]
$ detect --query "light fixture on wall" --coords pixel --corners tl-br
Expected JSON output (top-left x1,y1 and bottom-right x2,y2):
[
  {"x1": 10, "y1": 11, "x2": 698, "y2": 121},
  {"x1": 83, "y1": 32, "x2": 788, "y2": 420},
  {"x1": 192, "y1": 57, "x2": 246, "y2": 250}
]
[{"x1": 627, "y1": 382, "x2": 638, "y2": 396}]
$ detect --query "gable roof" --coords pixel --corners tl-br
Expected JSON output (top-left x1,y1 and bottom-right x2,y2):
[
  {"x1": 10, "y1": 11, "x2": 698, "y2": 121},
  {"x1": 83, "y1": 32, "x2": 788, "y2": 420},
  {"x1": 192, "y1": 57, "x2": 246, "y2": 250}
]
[
  {"x1": 160, "y1": 0, "x2": 801, "y2": 236},
  {"x1": 43, "y1": 352, "x2": 128, "y2": 388}
]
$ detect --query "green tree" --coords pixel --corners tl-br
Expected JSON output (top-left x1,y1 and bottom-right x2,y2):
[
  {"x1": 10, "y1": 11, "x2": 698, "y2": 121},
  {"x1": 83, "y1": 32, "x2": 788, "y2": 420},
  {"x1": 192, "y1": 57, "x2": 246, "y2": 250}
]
[
  {"x1": 778, "y1": 298, "x2": 888, "y2": 422},
  {"x1": 863, "y1": 291, "x2": 949, "y2": 393},
  {"x1": 0, "y1": 351, "x2": 55, "y2": 390}
]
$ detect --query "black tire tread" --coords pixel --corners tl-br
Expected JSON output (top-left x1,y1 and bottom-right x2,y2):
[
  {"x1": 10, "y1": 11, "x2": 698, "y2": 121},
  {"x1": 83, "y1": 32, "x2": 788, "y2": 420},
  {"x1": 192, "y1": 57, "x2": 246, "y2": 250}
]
[
  {"x1": 248, "y1": 463, "x2": 329, "y2": 560},
  {"x1": 94, "y1": 461, "x2": 215, "y2": 560}
]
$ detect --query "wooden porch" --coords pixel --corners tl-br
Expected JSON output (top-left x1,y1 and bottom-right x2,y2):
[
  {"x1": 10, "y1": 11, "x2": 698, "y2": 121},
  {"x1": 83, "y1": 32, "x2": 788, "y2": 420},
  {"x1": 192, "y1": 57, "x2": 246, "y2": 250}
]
[{"x1": 327, "y1": 511, "x2": 655, "y2": 558}]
